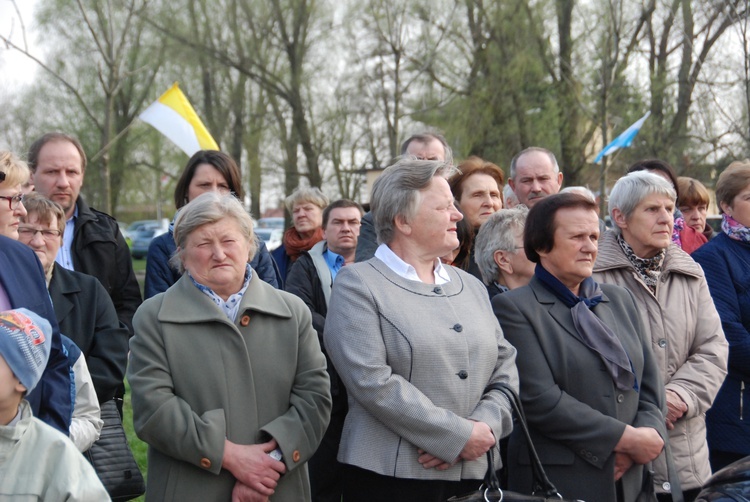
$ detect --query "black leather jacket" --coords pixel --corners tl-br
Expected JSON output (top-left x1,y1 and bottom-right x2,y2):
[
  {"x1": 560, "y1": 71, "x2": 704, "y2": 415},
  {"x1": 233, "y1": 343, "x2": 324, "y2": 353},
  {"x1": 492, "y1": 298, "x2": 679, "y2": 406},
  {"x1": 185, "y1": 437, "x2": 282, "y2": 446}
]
[{"x1": 70, "y1": 197, "x2": 142, "y2": 335}]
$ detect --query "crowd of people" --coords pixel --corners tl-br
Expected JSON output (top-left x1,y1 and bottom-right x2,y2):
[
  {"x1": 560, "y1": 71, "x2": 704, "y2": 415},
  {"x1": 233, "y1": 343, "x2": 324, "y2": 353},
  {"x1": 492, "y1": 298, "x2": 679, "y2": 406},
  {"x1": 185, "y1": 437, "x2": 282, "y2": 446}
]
[{"x1": 0, "y1": 129, "x2": 747, "y2": 502}]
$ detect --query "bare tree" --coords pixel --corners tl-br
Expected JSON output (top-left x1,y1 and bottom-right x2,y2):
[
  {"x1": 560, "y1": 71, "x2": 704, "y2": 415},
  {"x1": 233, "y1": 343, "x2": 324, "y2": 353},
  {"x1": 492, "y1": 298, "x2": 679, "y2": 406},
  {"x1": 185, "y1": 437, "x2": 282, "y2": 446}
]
[{"x1": 1, "y1": 0, "x2": 166, "y2": 215}]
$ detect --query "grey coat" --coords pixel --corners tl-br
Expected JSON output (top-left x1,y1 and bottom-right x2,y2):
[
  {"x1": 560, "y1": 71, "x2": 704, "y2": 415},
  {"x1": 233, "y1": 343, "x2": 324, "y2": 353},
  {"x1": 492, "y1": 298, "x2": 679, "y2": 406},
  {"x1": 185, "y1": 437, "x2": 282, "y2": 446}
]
[
  {"x1": 324, "y1": 258, "x2": 519, "y2": 481},
  {"x1": 128, "y1": 273, "x2": 331, "y2": 501},
  {"x1": 493, "y1": 277, "x2": 667, "y2": 502}
]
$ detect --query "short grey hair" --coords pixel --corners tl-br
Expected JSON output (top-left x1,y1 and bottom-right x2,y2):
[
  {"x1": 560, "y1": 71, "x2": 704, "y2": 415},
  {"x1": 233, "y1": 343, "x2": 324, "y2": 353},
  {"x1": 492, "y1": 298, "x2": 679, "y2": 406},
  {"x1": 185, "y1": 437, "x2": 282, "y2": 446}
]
[
  {"x1": 170, "y1": 192, "x2": 257, "y2": 273},
  {"x1": 509, "y1": 147, "x2": 559, "y2": 180},
  {"x1": 608, "y1": 171, "x2": 676, "y2": 235},
  {"x1": 400, "y1": 131, "x2": 454, "y2": 166},
  {"x1": 503, "y1": 184, "x2": 518, "y2": 207},
  {"x1": 371, "y1": 159, "x2": 458, "y2": 245},
  {"x1": 284, "y1": 186, "x2": 329, "y2": 214},
  {"x1": 474, "y1": 206, "x2": 529, "y2": 285},
  {"x1": 561, "y1": 186, "x2": 596, "y2": 203}
]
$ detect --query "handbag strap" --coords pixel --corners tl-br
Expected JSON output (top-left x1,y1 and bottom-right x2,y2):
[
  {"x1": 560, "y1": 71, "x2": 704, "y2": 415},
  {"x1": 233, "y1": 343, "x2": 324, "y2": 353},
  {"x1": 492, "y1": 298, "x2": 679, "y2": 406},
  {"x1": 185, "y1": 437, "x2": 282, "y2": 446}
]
[
  {"x1": 484, "y1": 382, "x2": 562, "y2": 498},
  {"x1": 663, "y1": 439, "x2": 684, "y2": 502},
  {"x1": 483, "y1": 450, "x2": 501, "y2": 491}
]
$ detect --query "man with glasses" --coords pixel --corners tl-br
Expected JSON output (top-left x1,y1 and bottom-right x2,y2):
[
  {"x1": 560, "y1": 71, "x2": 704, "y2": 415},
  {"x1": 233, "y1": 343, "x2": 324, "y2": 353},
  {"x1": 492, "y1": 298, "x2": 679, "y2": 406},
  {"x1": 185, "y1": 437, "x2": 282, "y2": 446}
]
[{"x1": 27, "y1": 133, "x2": 141, "y2": 337}]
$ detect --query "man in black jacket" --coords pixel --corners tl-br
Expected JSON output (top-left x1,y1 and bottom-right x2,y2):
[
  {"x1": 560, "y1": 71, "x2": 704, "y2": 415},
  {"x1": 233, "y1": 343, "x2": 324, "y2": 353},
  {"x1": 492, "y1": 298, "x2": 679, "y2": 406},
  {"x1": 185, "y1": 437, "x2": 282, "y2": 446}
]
[
  {"x1": 285, "y1": 199, "x2": 363, "y2": 502},
  {"x1": 28, "y1": 133, "x2": 141, "y2": 336}
]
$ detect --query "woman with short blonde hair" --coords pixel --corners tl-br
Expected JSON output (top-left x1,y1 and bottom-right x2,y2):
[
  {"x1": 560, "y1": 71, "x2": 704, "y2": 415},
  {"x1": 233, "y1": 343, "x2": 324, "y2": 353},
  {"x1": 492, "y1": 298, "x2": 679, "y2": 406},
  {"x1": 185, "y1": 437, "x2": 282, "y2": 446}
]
[{"x1": 0, "y1": 151, "x2": 29, "y2": 239}]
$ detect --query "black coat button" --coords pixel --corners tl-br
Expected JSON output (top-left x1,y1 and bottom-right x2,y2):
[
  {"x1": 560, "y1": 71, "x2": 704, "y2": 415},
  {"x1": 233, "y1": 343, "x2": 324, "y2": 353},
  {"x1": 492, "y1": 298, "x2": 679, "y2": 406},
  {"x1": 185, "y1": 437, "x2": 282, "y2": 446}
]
[
  {"x1": 457, "y1": 370, "x2": 468, "y2": 379},
  {"x1": 433, "y1": 287, "x2": 443, "y2": 294},
  {"x1": 453, "y1": 324, "x2": 463, "y2": 332},
  {"x1": 658, "y1": 339, "x2": 667, "y2": 348}
]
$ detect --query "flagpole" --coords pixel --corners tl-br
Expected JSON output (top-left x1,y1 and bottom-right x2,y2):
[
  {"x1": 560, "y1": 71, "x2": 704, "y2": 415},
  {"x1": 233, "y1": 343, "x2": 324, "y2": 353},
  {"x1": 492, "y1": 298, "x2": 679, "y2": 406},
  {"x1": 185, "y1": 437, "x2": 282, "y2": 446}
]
[
  {"x1": 598, "y1": 148, "x2": 628, "y2": 216},
  {"x1": 89, "y1": 120, "x2": 137, "y2": 164}
]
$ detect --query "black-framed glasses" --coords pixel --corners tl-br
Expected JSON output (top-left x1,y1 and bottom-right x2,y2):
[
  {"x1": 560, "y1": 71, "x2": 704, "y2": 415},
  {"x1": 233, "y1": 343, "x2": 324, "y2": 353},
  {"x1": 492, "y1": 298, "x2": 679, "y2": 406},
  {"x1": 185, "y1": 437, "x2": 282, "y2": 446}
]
[
  {"x1": 0, "y1": 193, "x2": 24, "y2": 210},
  {"x1": 17, "y1": 226, "x2": 62, "y2": 240}
]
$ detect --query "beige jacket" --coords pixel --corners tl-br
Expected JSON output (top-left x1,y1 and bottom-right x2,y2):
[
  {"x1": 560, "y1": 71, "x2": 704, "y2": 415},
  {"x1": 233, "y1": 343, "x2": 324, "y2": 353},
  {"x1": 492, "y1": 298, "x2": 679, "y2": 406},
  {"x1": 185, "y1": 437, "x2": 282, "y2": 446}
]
[{"x1": 593, "y1": 231, "x2": 728, "y2": 492}]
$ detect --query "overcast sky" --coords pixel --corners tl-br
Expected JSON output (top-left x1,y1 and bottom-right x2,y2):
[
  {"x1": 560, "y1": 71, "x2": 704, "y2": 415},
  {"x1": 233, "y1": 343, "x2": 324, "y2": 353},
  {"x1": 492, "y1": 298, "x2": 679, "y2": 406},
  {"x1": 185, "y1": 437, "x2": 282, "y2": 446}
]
[{"x1": 0, "y1": 0, "x2": 39, "y2": 91}]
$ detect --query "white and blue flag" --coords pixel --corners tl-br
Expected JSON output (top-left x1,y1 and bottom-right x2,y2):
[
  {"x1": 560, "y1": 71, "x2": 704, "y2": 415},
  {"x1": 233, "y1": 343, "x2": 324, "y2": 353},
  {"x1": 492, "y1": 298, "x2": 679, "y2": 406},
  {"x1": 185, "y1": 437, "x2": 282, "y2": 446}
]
[{"x1": 595, "y1": 111, "x2": 650, "y2": 164}]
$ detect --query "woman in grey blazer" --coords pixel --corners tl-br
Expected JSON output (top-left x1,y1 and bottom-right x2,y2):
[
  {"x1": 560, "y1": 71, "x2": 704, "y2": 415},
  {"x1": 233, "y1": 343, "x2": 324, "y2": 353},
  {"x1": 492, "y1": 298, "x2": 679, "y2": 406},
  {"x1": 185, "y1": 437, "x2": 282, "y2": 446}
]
[
  {"x1": 493, "y1": 193, "x2": 667, "y2": 502},
  {"x1": 325, "y1": 158, "x2": 519, "y2": 502}
]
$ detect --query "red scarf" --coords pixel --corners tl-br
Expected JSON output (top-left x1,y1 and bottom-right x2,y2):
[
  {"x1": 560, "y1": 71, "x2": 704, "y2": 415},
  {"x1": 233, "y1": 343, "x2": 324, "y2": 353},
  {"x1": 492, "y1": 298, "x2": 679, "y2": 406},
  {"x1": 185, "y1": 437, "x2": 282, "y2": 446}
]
[{"x1": 283, "y1": 226, "x2": 324, "y2": 261}]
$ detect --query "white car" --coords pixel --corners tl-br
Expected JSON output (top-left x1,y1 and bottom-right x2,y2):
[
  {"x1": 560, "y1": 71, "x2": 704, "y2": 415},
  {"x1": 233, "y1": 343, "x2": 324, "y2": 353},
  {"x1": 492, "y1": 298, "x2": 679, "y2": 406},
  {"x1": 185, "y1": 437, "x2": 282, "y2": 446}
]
[{"x1": 255, "y1": 228, "x2": 283, "y2": 251}]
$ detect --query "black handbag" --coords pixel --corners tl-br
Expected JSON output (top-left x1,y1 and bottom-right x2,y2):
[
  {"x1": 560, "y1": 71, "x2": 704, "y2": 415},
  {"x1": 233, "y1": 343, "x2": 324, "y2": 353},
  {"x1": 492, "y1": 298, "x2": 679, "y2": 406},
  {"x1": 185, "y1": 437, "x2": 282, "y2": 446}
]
[
  {"x1": 84, "y1": 399, "x2": 146, "y2": 502},
  {"x1": 448, "y1": 383, "x2": 581, "y2": 502},
  {"x1": 636, "y1": 464, "x2": 657, "y2": 502}
]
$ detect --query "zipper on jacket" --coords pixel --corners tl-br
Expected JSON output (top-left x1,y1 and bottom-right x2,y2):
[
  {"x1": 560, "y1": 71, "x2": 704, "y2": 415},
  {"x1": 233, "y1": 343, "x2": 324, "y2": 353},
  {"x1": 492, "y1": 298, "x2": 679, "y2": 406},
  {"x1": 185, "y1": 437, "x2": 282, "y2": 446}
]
[{"x1": 741, "y1": 381, "x2": 745, "y2": 421}]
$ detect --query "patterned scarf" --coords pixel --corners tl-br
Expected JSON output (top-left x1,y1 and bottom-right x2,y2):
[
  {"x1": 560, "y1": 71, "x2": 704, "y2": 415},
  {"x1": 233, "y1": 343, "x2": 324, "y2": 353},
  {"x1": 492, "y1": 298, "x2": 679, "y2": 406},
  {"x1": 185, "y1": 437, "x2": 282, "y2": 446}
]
[
  {"x1": 283, "y1": 226, "x2": 324, "y2": 261},
  {"x1": 616, "y1": 234, "x2": 665, "y2": 294},
  {"x1": 722, "y1": 214, "x2": 750, "y2": 243},
  {"x1": 535, "y1": 264, "x2": 637, "y2": 392},
  {"x1": 189, "y1": 264, "x2": 253, "y2": 321}
]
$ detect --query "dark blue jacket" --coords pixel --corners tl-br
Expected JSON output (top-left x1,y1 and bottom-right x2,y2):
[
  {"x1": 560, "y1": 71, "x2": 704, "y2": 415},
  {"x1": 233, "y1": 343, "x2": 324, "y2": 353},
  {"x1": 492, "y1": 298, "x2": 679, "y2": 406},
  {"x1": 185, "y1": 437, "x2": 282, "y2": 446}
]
[
  {"x1": 693, "y1": 232, "x2": 750, "y2": 454},
  {"x1": 271, "y1": 243, "x2": 293, "y2": 287},
  {"x1": 144, "y1": 230, "x2": 281, "y2": 299},
  {"x1": 354, "y1": 212, "x2": 378, "y2": 263},
  {"x1": 0, "y1": 235, "x2": 72, "y2": 433}
]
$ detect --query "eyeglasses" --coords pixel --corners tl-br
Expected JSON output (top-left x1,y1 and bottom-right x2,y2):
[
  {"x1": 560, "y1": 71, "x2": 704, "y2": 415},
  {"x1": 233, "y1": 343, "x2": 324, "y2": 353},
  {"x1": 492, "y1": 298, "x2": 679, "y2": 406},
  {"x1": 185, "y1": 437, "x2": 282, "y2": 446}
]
[
  {"x1": 0, "y1": 193, "x2": 24, "y2": 210},
  {"x1": 17, "y1": 226, "x2": 62, "y2": 240}
]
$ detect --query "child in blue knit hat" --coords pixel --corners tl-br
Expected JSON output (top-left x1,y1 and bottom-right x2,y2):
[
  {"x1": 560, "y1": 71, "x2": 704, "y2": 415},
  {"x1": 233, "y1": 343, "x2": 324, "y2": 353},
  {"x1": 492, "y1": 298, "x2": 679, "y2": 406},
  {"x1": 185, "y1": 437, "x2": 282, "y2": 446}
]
[{"x1": 0, "y1": 308, "x2": 109, "y2": 501}]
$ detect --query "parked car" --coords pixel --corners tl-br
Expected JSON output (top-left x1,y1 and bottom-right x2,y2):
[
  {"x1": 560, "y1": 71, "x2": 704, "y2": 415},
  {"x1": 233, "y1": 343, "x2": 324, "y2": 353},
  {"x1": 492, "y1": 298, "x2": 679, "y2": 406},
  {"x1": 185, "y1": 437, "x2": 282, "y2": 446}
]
[
  {"x1": 696, "y1": 455, "x2": 750, "y2": 501},
  {"x1": 257, "y1": 217, "x2": 284, "y2": 229},
  {"x1": 130, "y1": 220, "x2": 169, "y2": 259},
  {"x1": 118, "y1": 222, "x2": 132, "y2": 248},
  {"x1": 128, "y1": 219, "x2": 169, "y2": 234},
  {"x1": 255, "y1": 227, "x2": 283, "y2": 251}
]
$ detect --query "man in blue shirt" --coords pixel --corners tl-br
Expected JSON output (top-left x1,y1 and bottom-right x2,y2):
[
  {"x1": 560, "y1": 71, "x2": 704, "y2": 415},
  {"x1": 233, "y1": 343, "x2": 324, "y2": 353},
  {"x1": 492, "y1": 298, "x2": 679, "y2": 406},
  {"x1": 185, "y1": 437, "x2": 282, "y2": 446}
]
[{"x1": 284, "y1": 199, "x2": 363, "y2": 502}]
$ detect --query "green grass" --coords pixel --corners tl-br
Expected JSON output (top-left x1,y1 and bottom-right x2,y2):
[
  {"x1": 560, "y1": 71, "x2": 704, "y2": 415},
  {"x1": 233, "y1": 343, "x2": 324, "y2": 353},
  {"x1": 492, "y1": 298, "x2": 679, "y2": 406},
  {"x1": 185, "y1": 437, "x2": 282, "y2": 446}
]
[{"x1": 132, "y1": 257, "x2": 147, "y2": 273}]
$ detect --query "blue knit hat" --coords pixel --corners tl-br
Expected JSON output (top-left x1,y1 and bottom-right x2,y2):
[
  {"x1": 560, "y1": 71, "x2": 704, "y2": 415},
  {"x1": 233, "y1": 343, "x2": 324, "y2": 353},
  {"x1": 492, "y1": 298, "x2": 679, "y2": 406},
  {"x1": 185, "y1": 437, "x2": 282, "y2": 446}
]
[{"x1": 0, "y1": 308, "x2": 51, "y2": 393}]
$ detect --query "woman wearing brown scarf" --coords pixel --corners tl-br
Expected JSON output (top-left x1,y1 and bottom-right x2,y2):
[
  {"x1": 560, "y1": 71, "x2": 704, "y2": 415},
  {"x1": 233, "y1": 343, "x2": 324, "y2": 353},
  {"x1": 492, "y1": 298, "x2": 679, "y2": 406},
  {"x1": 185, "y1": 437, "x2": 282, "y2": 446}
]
[{"x1": 272, "y1": 186, "x2": 329, "y2": 286}]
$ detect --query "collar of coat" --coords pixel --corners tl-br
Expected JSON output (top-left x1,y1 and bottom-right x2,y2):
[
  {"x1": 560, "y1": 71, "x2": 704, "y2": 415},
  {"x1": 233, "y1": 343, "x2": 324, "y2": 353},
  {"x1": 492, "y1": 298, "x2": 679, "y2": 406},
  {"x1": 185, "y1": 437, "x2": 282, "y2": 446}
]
[
  {"x1": 527, "y1": 274, "x2": 611, "y2": 306},
  {"x1": 73, "y1": 196, "x2": 97, "y2": 227},
  {"x1": 524, "y1": 275, "x2": 619, "y2": 348},
  {"x1": 593, "y1": 229, "x2": 704, "y2": 280},
  {"x1": 157, "y1": 272, "x2": 293, "y2": 325}
]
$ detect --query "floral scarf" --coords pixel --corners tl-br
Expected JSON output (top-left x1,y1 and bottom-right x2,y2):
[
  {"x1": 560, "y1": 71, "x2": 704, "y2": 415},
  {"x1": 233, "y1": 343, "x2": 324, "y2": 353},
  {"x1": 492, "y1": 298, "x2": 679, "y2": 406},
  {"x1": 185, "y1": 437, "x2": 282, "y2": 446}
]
[
  {"x1": 672, "y1": 216, "x2": 685, "y2": 248},
  {"x1": 189, "y1": 264, "x2": 253, "y2": 321},
  {"x1": 722, "y1": 214, "x2": 750, "y2": 243},
  {"x1": 617, "y1": 234, "x2": 665, "y2": 294}
]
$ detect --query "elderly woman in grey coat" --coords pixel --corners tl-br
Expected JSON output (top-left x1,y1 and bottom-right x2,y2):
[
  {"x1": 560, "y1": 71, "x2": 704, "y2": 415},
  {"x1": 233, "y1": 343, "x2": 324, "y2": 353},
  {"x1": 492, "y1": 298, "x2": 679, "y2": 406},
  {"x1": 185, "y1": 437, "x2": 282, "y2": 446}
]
[
  {"x1": 593, "y1": 171, "x2": 727, "y2": 502},
  {"x1": 128, "y1": 192, "x2": 331, "y2": 502},
  {"x1": 324, "y1": 158, "x2": 518, "y2": 502},
  {"x1": 493, "y1": 193, "x2": 667, "y2": 502}
]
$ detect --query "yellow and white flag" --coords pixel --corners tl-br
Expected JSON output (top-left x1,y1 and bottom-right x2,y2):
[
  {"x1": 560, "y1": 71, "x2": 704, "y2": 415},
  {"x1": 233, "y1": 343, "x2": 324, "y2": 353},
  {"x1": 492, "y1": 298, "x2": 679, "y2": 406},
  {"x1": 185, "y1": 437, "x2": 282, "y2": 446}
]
[{"x1": 139, "y1": 83, "x2": 219, "y2": 156}]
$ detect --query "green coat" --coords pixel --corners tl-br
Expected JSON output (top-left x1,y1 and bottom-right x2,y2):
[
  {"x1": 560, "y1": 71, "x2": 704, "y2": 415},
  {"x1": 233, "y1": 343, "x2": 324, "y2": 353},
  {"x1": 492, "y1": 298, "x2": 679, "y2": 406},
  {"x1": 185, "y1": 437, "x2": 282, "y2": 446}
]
[{"x1": 128, "y1": 273, "x2": 331, "y2": 501}]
